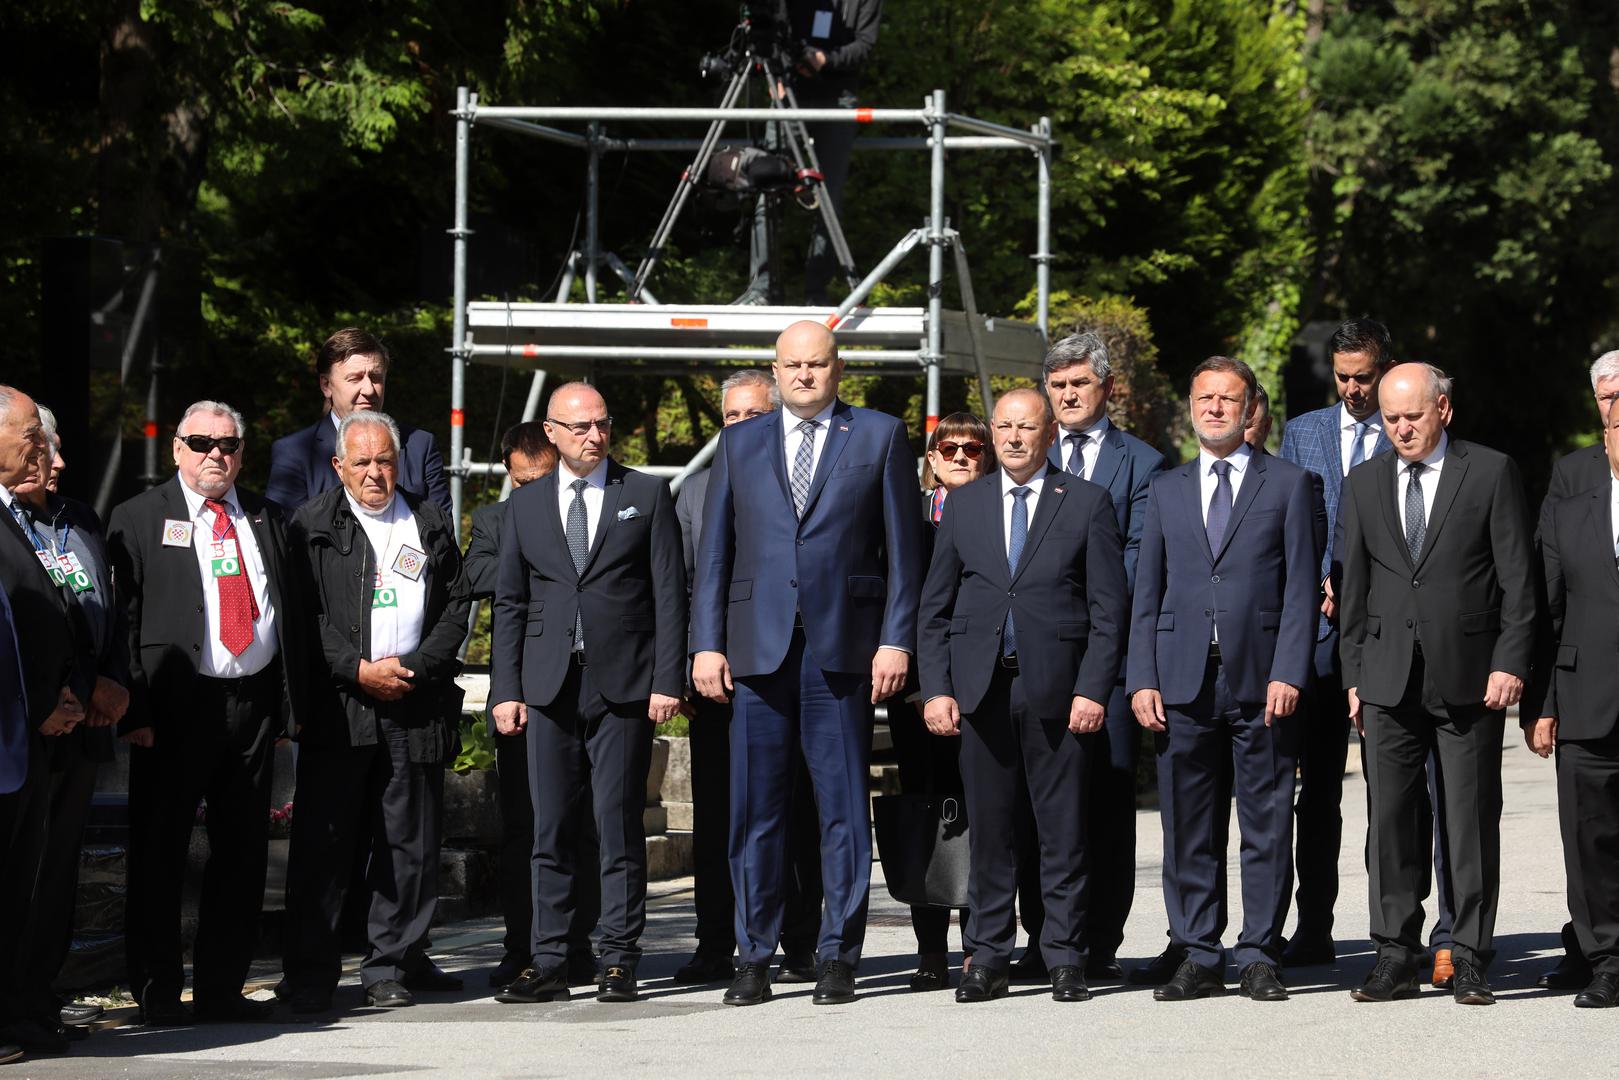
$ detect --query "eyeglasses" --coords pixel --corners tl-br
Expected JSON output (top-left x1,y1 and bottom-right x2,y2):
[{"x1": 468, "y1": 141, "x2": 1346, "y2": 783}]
[
  {"x1": 546, "y1": 416, "x2": 613, "y2": 437},
  {"x1": 935, "y1": 441, "x2": 985, "y2": 461},
  {"x1": 177, "y1": 434, "x2": 242, "y2": 455}
]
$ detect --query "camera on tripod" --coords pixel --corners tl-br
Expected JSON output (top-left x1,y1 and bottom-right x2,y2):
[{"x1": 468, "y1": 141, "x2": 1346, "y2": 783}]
[{"x1": 698, "y1": 1, "x2": 799, "y2": 82}]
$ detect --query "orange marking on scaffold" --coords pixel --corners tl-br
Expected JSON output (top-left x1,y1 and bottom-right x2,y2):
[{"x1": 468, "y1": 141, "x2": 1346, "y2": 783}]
[
  {"x1": 450, "y1": 409, "x2": 465, "y2": 427},
  {"x1": 825, "y1": 312, "x2": 842, "y2": 329},
  {"x1": 671, "y1": 318, "x2": 708, "y2": 328},
  {"x1": 142, "y1": 421, "x2": 158, "y2": 438},
  {"x1": 522, "y1": 344, "x2": 540, "y2": 357},
  {"x1": 925, "y1": 415, "x2": 940, "y2": 433},
  {"x1": 855, "y1": 108, "x2": 874, "y2": 123}
]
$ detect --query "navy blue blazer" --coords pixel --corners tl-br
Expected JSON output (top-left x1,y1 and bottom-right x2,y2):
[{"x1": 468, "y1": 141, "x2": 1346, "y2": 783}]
[
  {"x1": 0, "y1": 583, "x2": 27, "y2": 794},
  {"x1": 1126, "y1": 450, "x2": 1321, "y2": 706},
  {"x1": 919, "y1": 469, "x2": 1127, "y2": 718},
  {"x1": 267, "y1": 415, "x2": 451, "y2": 513},
  {"x1": 690, "y1": 399, "x2": 924, "y2": 678},
  {"x1": 1048, "y1": 424, "x2": 1168, "y2": 593}
]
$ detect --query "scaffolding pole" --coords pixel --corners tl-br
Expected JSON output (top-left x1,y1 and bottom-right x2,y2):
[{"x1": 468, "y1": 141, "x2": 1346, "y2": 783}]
[
  {"x1": 924, "y1": 90, "x2": 947, "y2": 433},
  {"x1": 1035, "y1": 115, "x2": 1053, "y2": 340},
  {"x1": 450, "y1": 86, "x2": 472, "y2": 540}
]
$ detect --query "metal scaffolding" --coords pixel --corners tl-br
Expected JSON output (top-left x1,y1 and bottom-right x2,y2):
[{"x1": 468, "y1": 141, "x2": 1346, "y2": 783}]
[{"x1": 447, "y1": 86, "x2": 1055, "y2": 536}]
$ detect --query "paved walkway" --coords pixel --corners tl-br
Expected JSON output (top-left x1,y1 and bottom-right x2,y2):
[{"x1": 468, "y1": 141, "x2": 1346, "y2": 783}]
[{"x1": 20, "y1": 733, "x2": 1615, "y2": 1078}]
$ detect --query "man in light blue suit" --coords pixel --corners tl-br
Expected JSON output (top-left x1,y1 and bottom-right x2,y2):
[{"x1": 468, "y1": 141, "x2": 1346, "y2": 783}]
[{"x1": 692, "y1": 321, "x2": 924, "y2": 1007}]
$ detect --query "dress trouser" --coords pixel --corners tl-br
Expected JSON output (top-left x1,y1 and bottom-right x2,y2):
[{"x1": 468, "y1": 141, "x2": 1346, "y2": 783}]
[
  {"x1": 1558, "y1": 732, "x2": 1619, "y2": 977},
  {"x1": 1363, "y1": 650, "x2": 1503, "y2": 970},
  {"x1": 495, "y1": 728, "x2": 599, "y2": 965},
  {"x1": 730, "y1": 627, "x2": 873, "y2": 968},
  {"x1": 126, "y1": 665, "x2": 278, "y2": 1008},
  {"x1": 888, "y1": 697, "x2": 967, "y2": 955},
  {"x1": 285, "y1": 715, "x2": 444, "y2": 991},
  {"x1": 961, "y1": 661, "x2": 1090, "y2": 971},
  {"x1": 1158, "y1": 651, "x2": 1297, "y2": 972},
  {"x1": 528, "y1": 658, "x2": 652, "y2": 971},
  {"x1": 0, "y1": 730, "x2": 48, "y2": 1025},
  {"x1": 1293, "y1": 633, "x2": 1351, "y2": 941},
  {"x1": 690, "y1": 693, "x2": 823, "y2": 958},
  {"x1": 15, "y1": 734, "x2": 100, "y2": 1015}
]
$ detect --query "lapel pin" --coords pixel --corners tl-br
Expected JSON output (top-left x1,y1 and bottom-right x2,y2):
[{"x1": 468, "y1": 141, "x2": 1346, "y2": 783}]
[
  {"x1": 1053, "y1": 485, "x2": 1065, "y2": 494},
  {"x1": 838, "y1": 424, "x2": 849, "y2": 432}
]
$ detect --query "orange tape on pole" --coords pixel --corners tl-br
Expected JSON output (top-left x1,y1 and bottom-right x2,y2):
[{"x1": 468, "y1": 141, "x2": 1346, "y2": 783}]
[
  {"x1": 855, "y1": 108, "x2": 874, "y2": 123},
  {"x1": 142, "y1": 421, "x2": 158, "y2": 438},
  {"x1": 450, "y1": 409, "x2": 465, "y2": 428},
  {"x1": 825, "y1": 312, "x2": 842, "y2": 329},
  {"x1": 925, "y1": 415, "x2": 939, "y2": 434},
  {"x1": 522, "y1": 344, "x2": 539, "y2": 357}
]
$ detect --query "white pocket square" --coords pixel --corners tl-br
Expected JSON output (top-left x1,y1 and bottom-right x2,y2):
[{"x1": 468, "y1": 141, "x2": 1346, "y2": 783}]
[{"x1": 617, "y1": 506, "x2": 643, "y2": 521}]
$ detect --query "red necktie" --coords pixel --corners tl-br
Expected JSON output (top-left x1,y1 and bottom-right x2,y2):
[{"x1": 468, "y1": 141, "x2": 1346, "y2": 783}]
[{"x1": 204, "y1": 498, "x2": 259, "y2": 656}]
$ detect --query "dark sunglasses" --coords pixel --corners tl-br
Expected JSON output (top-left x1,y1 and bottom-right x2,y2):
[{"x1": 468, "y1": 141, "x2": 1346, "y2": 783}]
[
  {"x1": 177, "y1": 434, "x2": 242, "y2": 455},
  {"x1": 935, "y1": 440, "x2": 985, "y2": 460}
]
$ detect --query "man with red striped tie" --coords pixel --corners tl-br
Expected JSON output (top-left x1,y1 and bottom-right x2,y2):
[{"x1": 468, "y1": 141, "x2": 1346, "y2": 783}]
[{"x1": 107, "y1": 400, "x2": 308, "y2": 1026}]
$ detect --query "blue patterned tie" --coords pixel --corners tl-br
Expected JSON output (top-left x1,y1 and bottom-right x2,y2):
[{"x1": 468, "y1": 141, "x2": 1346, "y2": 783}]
[
  {"x1": 1347, "y1": 420, "x2": 1367, "y2": 474},
  {"x1": 8, "y1": 501, "x2": 44, "y2": 553},
  {"x1": 1065, "y1": 432, "x2": 1085, "y2": 477},
  {"x1": 567, "y1": 478, "x2": 589, "y2": 650},
  {"x1": 1206, "y1": 460, "x2": 1233, "y2": 554},
  {"x1": 1404, "y1": 462, "x2": 1426, "y2": 562},
  {"x1": 1002, "y1": 486, "x2": 1031, "y2": 657},
  {"x1": 791, "y1": 420, "x2": 817, "y2": 518}
]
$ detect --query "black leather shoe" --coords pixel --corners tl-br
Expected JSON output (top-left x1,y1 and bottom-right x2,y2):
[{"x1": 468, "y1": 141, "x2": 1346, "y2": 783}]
[
  {"x1": 1539, "y1": 954, "x2": 1594, "y2": 990},
  {"x1": 0, "y1": 1044, "x2": 20, "y2": 1064},
  {"x1": 403, "y1": 962, "x2": 463, "y2": 992},
  {"x1": 1350, "y1": 958, "x2": 1420, "y2": 1002},
  {"x1": 1050, "y1": 965, "x2": 1090, "y2": 1002},
  {"x1": 1008, "y1": 950, "x2": 1048, "y2": 983},
  {"x1": 495, "y1": 966, "x2": 570, "y2": 1004},
  {"x1": 1153, "y1": 958, "x2": 1226, "y2": 1001},
  {"x1": 674, "y1": 951, "x2": 736, "y2": 985},
  {"x1": 58, "y1": 1002, "x2": 104, "y2": 1026},
  {"x1": 776, "y1": 951, "x2": 817, "y2": 984},
  {"x1": 1281, "y1": 933, "x2": 1337, "y2": 968},
  {"x1": 1130, "y1": 944, "x2": 1188, "y2": 986},
  {"x1": 489, "y1": 954, "x2": 531, "y2": 988},
  {"x1": 365, "y1": 980, "x2": 413, "y2": 1009},
  {"x1": 138, "y1": 998, "x2": 191, "y2": 1027},
  {"x1": 1574, "y1": 972, "x2": 1619, "y2": 1009},
  {"x1": 909, "y1": 954, "x2": 949, "y2": 992},
  {"x1": 812, "y1": 960, "x2": 857, "y2": 1005},
  {"x1": 1239, "y1": 962, "x2": 1288, "y2": 1002},
  {"x1": 597, "y1": 965, "x2": 638, "y2": 1003},
  {"x1": 1450, "y1": 957, "x2": 1495, "y2": 1005},
  {"x1": 566, "y1": 952, "x2": 600, "y2": 987},
  {"x1": 193, "y1": 994, "x2": 277, "y2": 1023},
  {"x1": 723, "y1": 962, "x2": 773, "y2": 1006},
  {"x1": 1085, "y1": 955, "x2": 1125, "y2": 981},
  {"x1": 955, "y1": 966, "x2": 1009, "y2": 1003}
]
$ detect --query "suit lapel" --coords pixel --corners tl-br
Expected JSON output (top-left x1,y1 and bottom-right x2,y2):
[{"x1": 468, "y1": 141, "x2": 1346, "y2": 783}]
[
  {"x1": 533, "y1": 472, "x2": 570, "y2": 568},
  {"x1": 1376, "y1": 454, "x2": 1414, "y2": 570},
  {"x1": 312, "y1": 419, "x2": 338, "y2": 495},
  {"x1": 1181, "y1": 463, "x2": 1214, "y2": 566},
  {"x1": 762, "y1": 410, "x2": 792, "y2": 513},
  {"x1": 799, "y1": 401, "x2": 853, "y2": 520},
  {"x1": 1316, "y1": 413, "x2": 1343, "y2": 506},
  {"x1": 581, "y1": 462, "x2": 626, "y2": 576},
  {"x1": 1010, "y1": 473, "x2": 1064, "y2": 586},
  {"x1": 1587, "y1": 490, "x2": 1619, "y2": 591},
  {"x1": 1412, "y1": 441, "x2": 1467, "y2": 572},
  {"x1": 1212, "y1": 451, "x2": 1266, "y2": 565},
  {"x1": 1090, "y1": 429, "x2": 1125, "y2": 493}
]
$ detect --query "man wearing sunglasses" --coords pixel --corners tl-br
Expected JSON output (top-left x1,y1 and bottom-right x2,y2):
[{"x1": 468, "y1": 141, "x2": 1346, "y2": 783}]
[
  {"x1": 107, "y1": 400, "x2": 309, "y2": 1025},
  {"x1": 267, "y1": 327, "x2": 450, "y2": 513}
]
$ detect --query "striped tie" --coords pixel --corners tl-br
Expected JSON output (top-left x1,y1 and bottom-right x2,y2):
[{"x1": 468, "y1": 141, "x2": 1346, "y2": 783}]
[
  {"x1": 791, "y1": 420, "x2": 817, "y2": 518},
  {"x1": 567, "y1": 478, "x2": 589, "y2": 650}
]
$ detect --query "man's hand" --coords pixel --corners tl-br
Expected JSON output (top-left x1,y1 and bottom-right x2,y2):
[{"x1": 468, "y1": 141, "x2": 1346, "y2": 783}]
[
  {"x1": 1320, "y1": 576, "x2": 1337, "y2": 621},
  {"x1": 693, "y1": 651, "x2": 733, "y2": 703},
  {"x1": 922, "y1": 696, "x2": 961, "y2": 736},
  {"x1": 1347, "y1": 686, "x2": 1363, "y2": 736},
  {"x1": 649, "y1": 693, "x2": 681, "y2": 725},
  {"x1": 1264, "y1": 681, "x2": 1300, "y2": 727},
  {"x1": 871, "y1": 647, "x2": 908, "y2": 704},
  {"x1": 123, "y1": 726, "x2": 155, "y2": 748},
  {"x1": 492, "y1": 700, "x2": 527, "y2": 736},
  {"x1": 40, "y1": 686, "x2": 84, "y2": 736},
  {"x1": 1483, "y1": 670, "x2": 1524, "y2": 711},
  {"x1": 88, "y1": 676, "x2": 129, "y2": 727},
  {"x1": 1131, "y1": 689, "x2": 1166, "y2": 733},
  {"x1": 358, "y1": 657, "x2": 415, "y2": 702},
  {"x1": 1068, "y1": 695, "x2": 1105, "y2": 734},
  {"x1": 1525, "y1": 716, "x2": 1556, "y2": 758}
]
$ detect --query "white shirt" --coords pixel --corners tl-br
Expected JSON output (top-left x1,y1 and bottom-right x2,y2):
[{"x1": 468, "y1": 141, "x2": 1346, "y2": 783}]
[
  {"x1": 347, "y1": 492, "x2": 427, "y2": 661},
  {"x1": 178, "y1": 478, "x2": 278, "y2": 678},
  {"x1": 1339, "y1": 403, "x2": 1384, "y2": 477},
  {"x1": 782, "y1": 401, "x2": 837, "y2": 485},
  {"x1": 1059, "y1": 416, "x2": 1110, "y2": 481},
  {"x1": 556, "y1": 458, "x2": 609, "y2": 550},
  {"x1": 1197, "y1": 442, "x2": 1253, "y2": 526},
  {"x1": 1609, "y1": 474, "x2": 1619, "y2": 556},
  {"x1": 1000, "y1": 465, "x2": 1049, "y2": 555},
  {"x1": 1394, "y1": 433, "x2": 1448, "y2": 537}
]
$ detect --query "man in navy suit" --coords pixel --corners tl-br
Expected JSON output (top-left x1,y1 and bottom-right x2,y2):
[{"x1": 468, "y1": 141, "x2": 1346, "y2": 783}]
[
  {"x1": 1128, "y1": 356, "x2": 1320, "y2": 1003},
  {"x1": 267, "y1": 327, "x2": 450, "y2": 513},
  {"x1": 920, "y1": 387, "x2": 1127, "y2": 1003},
  {"x1": 1019, "y1": 331, "x2": 1166, "y2": 984},
  {"x1": 692, "y1": 320, "x2": 924, "y2": 1007}
]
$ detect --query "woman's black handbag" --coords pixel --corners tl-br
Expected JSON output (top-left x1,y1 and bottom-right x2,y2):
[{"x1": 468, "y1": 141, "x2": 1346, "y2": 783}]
[{"x1": 872, "y1": 793, "x2": 970, "y2": 909}]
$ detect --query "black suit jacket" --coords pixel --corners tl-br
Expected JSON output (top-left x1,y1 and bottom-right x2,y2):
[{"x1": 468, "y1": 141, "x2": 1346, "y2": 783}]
[
  {"x1": 1338, "y1": 439, "x2": 1538, "y2": 708},
  {"x1": 1531, "y1": 477, "x2": 1619, "y2": 740},
  {"x1": 106, "y1": 476, "x2": 308, "y2": 737},
  {"x1": 1536, "y1": 442, "x2": 1607, "y2": 543},
  {"x1": 919, "y1": 469, "x2": 1127, "y2": 719},
  {"x1": 463, "y1": 501, "x2": 505, "y2": 601},
  {"x1": 490, "y1": 460, "x2": 687, "y2": 709},
  {"x1": 0, "y1": 497, "x2": 83, "y2": 727},
  {"x1": 266, "y1": 416, "x2": 450, "y2": 513}
]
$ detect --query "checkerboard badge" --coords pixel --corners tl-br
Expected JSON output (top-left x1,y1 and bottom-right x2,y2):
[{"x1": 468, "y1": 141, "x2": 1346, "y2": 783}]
[
  {"x1": 391, "y1": 544, "x2": 426, "y2": 582},
  {"x1": 161, "y1": 519, "x2": 194, "y2": 547}
]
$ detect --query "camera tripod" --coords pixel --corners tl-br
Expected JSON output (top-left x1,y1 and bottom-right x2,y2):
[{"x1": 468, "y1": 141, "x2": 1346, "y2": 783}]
[{"x1": 629, "y1": 36, "x2": 861, "y2": 303}]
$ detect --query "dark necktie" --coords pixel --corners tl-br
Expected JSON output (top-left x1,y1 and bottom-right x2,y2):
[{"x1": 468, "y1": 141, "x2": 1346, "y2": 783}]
[
  {"x1": 791, "y1": 420, "x2": 817, "y2": 518},
  {"x1": 567, "y1": 478, "x2": 589, "y2": 649},
  {"x1": 1065, "y1": 432, "x2": 1085, "y2": 477},
  {"x1": 1206, "y1": 460, "x2": 1233, "y2": 553},
  {"x1": 203, "y1": 498, "x2": 258, "y2": 656},
  {"x1": 1404, "y1": 462, "x2": 1426, "y2": 562},
  {"x1": 1003, "y1": 486, "x2": 1031, "y2": 657},
  {"x1": 1347, "y1": 420, "x2": 1367, "y2": 473}
]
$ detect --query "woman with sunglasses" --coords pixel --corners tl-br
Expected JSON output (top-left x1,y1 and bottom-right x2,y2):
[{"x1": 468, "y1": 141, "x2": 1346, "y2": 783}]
[{"x1": 893, "y1": 412, "x2": 995, "y2": 991}]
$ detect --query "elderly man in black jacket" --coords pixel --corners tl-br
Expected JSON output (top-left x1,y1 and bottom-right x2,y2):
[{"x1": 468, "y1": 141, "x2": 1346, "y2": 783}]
[{"x1": 282, "y1": 410, "x2": 470, "y2": 1014}]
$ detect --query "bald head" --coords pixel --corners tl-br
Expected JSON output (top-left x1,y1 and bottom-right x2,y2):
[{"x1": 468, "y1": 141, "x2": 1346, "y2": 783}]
[
  {"x1": 992, "y1": 387, "x2": 1057, "y2": 483},
  {"x1": 1380, "y1": 363, "x2": 1453, "y2": 464},
  {"x1": 774, "y1": 321, "x2": 844, "y2": 419},
  {"x1": 0, "y1": 385, "x2": 45, "y2": 489},
  {"x1": 545, "y1": 381, "x2": 613, "y2": 476}
]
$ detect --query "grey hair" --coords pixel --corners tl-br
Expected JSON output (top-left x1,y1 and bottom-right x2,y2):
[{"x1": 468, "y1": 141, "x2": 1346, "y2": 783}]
[
  {"x1": 1041, "y1": 331, "x2": 1112, "y2": 382},
  {"x1": 1589, "y1": 350, "x2": 1619, "y2": 389},
  {"x1": 337, "y1": 411, "x2": 402, "y2": 461},
  {"x1": 0, "y1": 385, "x2": 14, "y2": 412},
  {"x1": 719, "y1": 369, "x2": 781, "y2": 406},
  {"x1": 178, "y1": 400, "x2": 245, "y2": 439},
  {"x1": 36, "y1": 404, "x2": 60, "y2": 458}
]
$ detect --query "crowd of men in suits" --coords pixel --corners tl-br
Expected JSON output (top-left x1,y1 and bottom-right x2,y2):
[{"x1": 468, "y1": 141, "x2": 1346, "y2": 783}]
[{"x1": 2, "y1": 314, "x2": 1617, "y2": 1062}]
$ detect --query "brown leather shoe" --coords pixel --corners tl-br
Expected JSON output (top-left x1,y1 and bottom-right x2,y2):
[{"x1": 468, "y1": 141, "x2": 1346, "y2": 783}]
[{"x1": 1431, "y1": 948, "x2": 1454, "y2": 989}]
